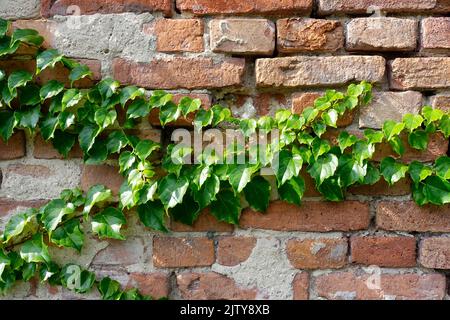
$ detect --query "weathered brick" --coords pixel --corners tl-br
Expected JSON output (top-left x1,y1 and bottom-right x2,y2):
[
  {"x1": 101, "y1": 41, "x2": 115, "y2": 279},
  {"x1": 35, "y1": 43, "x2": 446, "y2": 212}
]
[
  {"x1": 346, "y1": 18, "x2": 417, "y2": 51},
  {"x1": 80, "y1": 165, "x2": 124, "y2": 195},
  {"x1": 217, "y1": 236, "x2": 256, "y2": 266},
  {"x1": 240, "y1": 201, "x2": 370, "y2": 232},
  {"x1": 318, "y1": 0, "x2": 443, "y2": 15},
  {"x1": 419, "y1": 237, "x2": 450, "y2": 269},
  {"x1": 0, "y1": 199, "x2": 47, "y2": 218},
  {"x1": 177, "y1": 272, "x2": 257, "y2": 300},
  {"x1": 359, "y1": 91, "x2": 423, "y2": 129},
  {"x1": 286, "y1": 238, "x2": 348, "y2": 269},
  {"x1": 0, "y1": 59, "x2": 101, "y2": 89},
  {"x1": 170, "y1": 209, "x2": 234, "y2": 232},
  {"x1": 390, "y1": 58, "x2": 450, "y2": 90},
  {"x1": 293, "y1": 273, "x2": 309, "y2": 300},
  {"x1": 292, "y1": 92, "x2": 354, "y2": 127},
  {"x1": 153, "y1": 237, "x2": 215, "y2": 268},
  {"x1": 256, "y1": 56, "x2": 385, "y2": 88},
  {"x1": 127, "y1": 273, "x2": 170, "y2": 299},
  {"x1": 176, "y1": 0, "x2": 313, "y2": 15},
  {"x1": 431, "y1": 94, "x2": 450, "y2": 112},
  {"x1": 92, "y1": 237, "x2": 145, "y2": 265},
  {"x1": 6, "y1": 164, "x2": 51, "y2": 178},
  {"x1": 0, "y1": 132, "x2": 26, "y2": 160},
  {"x1": 34, "y1": 135, "x2": 83, "y2": 159},
  {"x1": 41, "y1": 0, "x2": 173, "y2": 17},
  {"x1": 422, "y1": 17, "x2": 450, "y2": 50},
  {"x1": 351, "y1": 236, "x2": 416, "y2": 267},
  {"x1": 277, "y1": 18, "x2": 344, "y2": 53},
  {"x1": 146, "y1": 19, "x2": 204, "y2": 53},
  {"x1": 349, "y1": 178, "x2": 411, "y2": 196},
  {"x1": 149, "y1": 93, "x2": 212, "y2": 127},
  {"x1": 113, "y1": 57, "x2": 245, "y2": 90},
  {"x1": 210, "y1": 19, "x2": 275, "y2": 55},
  {"x1": 377, "y1": 202, "x2": 450, "y2": 232},
  {"x1": 314, "y1": 271, "x2": 446, "y2": 300}
]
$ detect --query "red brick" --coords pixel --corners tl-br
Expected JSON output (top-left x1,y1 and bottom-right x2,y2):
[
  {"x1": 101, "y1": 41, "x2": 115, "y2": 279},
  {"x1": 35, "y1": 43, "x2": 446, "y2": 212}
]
[
  {"x1": 422, "y1": 17, "x2": 450, "y2": 50},
  {"x1": 80, "y1": 165, "x2": 124, "y2": 195},
  {"x1": 176, "y1": 0, "x2": 312, "y2": 15},
  {"x1": 210, "y1": 19, "x2": 275, "y2": 55},
  {"x1": 286, "y1": 238, "x2": 348, "y2": 269},
  {"x1": 41, "y1": 0, "x2": 173, "y2": 17},
  {"x1": 127, "y1": 273, "x2": 171, "y2": 299},
  {"x1": 34, "y1": 135, "x2": 83, "y2": 159},
  {"x1": 0, "y1": 59, "x2": 101, "y2": 89},
  {"x1": 7, "y1": 164, "x2": 51, "y2": 178},
  {"x1": 148, "y1": 93, "x2": 212, "y2": 127},
  {"x1": 292, "y1": 92, "x2": 354, "y2": 127},
  {"x1": 419, "y1": 237, "x2": 450, "y2": 269},
  {"x1": 390, "y1": 58, "x2": 450, "y2": 90},
  {"x1": 217, "y1": 236, "x2": 256, "y2": 266},
  {"x1": 314, "y1": 271, "x2": 446, "y2": 300},
  {"x1": 170, "y1": 209, "x2": 234, "y2": 232},
  {"x1": 318, "y1": 0, "x2": 446, "y2": 15},
  {"x1": 351, "y1": 236, "x2": 416, "y2": 267},
  {"x1": 0, "y1": 199, "x2": 47, "y2": 217},
  {"x1": 349, "y1": 179, "x2": 411, "y2": 196},
  {"x1": 0, "y1": 132, "x2": 26, "y2": 160},
  {"x1": 113, "y1": 57, "x2": 245, "y2": 90},
  {"x1": 377, "y1": 202, "x2": 450, "y2": 232},
  {"x1": 277, "y1": 18, "x2": 344, "y2": 53},
  {"x1": 146, "y1": 19, "x2": 204, "y2": 53},
  {"x1": 240, "y1": 201, "x2": 370, "y2": 232},
  {"x1": 293, "y1": 273, "x2": 309, "y2": 300},
  {"x1": 153, "y1": 237, "x2": 214, "y2": 268},
  {"x1": 177, "y1": 272, "x2": 257, "y2": 300}
]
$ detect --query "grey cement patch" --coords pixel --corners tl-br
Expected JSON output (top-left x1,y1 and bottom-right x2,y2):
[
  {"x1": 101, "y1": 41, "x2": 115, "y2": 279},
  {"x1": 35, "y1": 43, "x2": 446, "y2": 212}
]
[{"x1": 0, "y1": 0, "x2": 40, "y2": 19}]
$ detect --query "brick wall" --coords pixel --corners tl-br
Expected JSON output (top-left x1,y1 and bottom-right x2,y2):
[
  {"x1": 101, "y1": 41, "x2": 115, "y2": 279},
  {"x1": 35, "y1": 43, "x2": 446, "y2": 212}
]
[{"x1": 0, "y1": 0, "x2": 450, "y2": 300}]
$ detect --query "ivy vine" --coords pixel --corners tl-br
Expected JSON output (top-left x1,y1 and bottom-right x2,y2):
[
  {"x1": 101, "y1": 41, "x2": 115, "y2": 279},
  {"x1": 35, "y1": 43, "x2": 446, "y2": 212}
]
[{"x1": 0, "y1": 18, "x2": 449, "y2": 299}]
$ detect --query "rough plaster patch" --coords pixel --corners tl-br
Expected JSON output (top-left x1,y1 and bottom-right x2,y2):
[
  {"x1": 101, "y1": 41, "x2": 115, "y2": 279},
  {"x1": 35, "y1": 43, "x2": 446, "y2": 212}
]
[
  {"x1": 231, "y1": 97, "x2": 257, "y2": 119},
  {"x1": 0, "y1": 160, "x2": 82, "y2": 200},
  {"x1": 52, "y1": 13, "x2": 156, "y2": 63},
  {"x1": 212, "y1": 237, "x2": 296, "y2": 300},
  {"x1": 0, "y1": 0, "x2": 40, "y2": 19}
]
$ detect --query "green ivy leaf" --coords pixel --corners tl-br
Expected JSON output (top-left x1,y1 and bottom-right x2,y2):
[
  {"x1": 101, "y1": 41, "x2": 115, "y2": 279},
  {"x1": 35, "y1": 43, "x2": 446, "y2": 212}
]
[
  {"x1": 94, "y1": 108, "x2": 117, "y2": 129},
  {"x1": 258, "y1": 116, "x2": 275, "y2": 131},
  {"x1": 278, "y1": 176, "x2": 305, "y2": 206},
  {"x1": 20, "y1": 233, "x2": 50, "y2": 264},
  {"x1": 302, "y1": 107, "x2": 319, "y2": 124},
  {"x1": 422, "y1": 106, "x2": 444, "y2": 125},
  {"x1": 362, "y1": 162, "x2": 380, "y2": 185},
  {"x1": 240, "y1": 119, "x2": 257, "y2": 137},
  {"x1": 51, "y1": 219, "x2": 84, "y2": 252},
  {"x1": 38, "y1": 261, "x2": 60, "y2": 285},
  {"x1": 0, "y1": 111, "x2": 18, "y2": 141},
  {"x1": 408, "y1": 161, "x2": 433, "y2": 185},
  {"x1": 127, "y1": 98, "x2": 151, "y2": 119},
  {"x1": 338, "y1": 131, "x2": 357, "y2": 153},
  {"x1": 0, "y1": 19, "x2": 10, "y2": 37},
  {"x1": 98, "y1": 79, "x2": 120, "y2": 100},
  {"x1": 17, "y1": 105, "x2": 40, "y2": 129},
  {"x1": 119, "y1": 86, "x2": 145, "y2": 106},
  {"x1": 408, "y1": 130, "x2": 428, "y2": 151},
  {"x1": 92, "y1": 207, "x2": 127, "y2": 240},
  {"x1": 36, "y1": 49, "x2": 63, "y2": 74},
  {"x1": 311, "y1": 138, "x2": 331, "y2": 160},
  {"x1": 179, "y1": 97, "x2": 201, "y2": 117},
  {"x1": 383, "y1": 120, "x2": 405, "y2": 141},
  {"x1": 2, "y1": 210, "x2": 37, "y2": 243},
  {"x1": 79, "y1": 124, "x2": 100, "y2": 153},
  {"x1": 98, "y1": 277, "x2": 122, "y2": 300},
  {"x1": 135, "y1": 140, "x2": 159, "y2": 161},
  {"x1": 40, "y1": 114, "x2": 58, "y2": 140},
  {"x1": 403, "y1": 114, "x2": 424, "y2": 132},
  {"x1": 318, "y1": 177, "x2": 345, "y2": 201},
  {"x1": 275, "y1": 109, "x2": 291, "y2": 124},
  {"x1": 193, "y1": 109, "x2": 213, "y2": 130},
  {"x1": 69, "y1": 64, "x2": 92, "y2": 86},
  {"x1": 106, "y1": 131, "x2": 129, "y2": 154},
  {"x1": 380, "y1": 157, "x2": 408, "y2": 186},
  {"x1": 312, "y1": 120, "x2": 327, "y2": 137},
  {"x1": 119, "y1": 182, "x2": 138, "y2": 209},
  {"x1": 422, "y1": 176, "x2": 450, "y2": 205},
  {"x1": 228, "y1": 164, "x2": 255, "y2": 193},
  {"x1": 62, "y1": 89, "x2": 82, "y2": 110},
  {"x1": 336, "y1": 155, "x2": 366, "y2": 187},
  {"x1": 21, "y1": 262, "x2": 36, "y2": 282},
  {"x1": 210, "y1": 190, "x2": 241, "y2": 225},
  {"x1": 193, "y1": 174, "x2": 220, "y2": 210},
  {"x1": 11, "y1": 28, "x2": 43, "y2": 47},
  {"x1": 364, "y1": 129, "x2": 384, "y2": 145},
  {"x1": 211, "y1": 105, "x2": 232, "y2": 126},
  {"x1": 434, "y1": 156, "x2": 450, "y2": 180},
  {"x1": 439, "y1": 115, "x2": 450, "y2": 138},
  {"x1": 41, "y1": 199, "x2": 75, "y2": 233},
  {"x1": 307, "y1": 153, "x2": 338, "y2": 186},
  {"x1": 243, "y1": 176, "x2": 271, "y2": 212},
  {"x1": 8, "y1": 70, "x2": 33, "y2": 92},
  {"x1": 158, "y1": 174, "x2": 189, "y2": 210},
  {"x1": 170, "y1": 193, "x2": 201, "y2": 226},
  {"x1": 272, "y1": 149, "x2": 303, "y2": 186},
  {"x1": 322, "y1": 109, "x2": 338, "y2": 128},
  {"x1": 353, "y1": 141, "x2": 375, "y2": 165},
  {"x1": 159, "y1": 101, "x2": 180, "y2": 126},
  {"x1": 119, "y1": 151, "x2": 136, "y2": 174},
  {"x1": 137, "y1": 200, "x2": 168, "y2": 233},
  {"x1": 83, "y1": 185, "x2": 112, "y2": 216},
  {"x1": 0, "y1": 251, "x2": 11, "y2": 282},
  {"x1": 389, "y1": 135, "x2": 405, "y2": 156},
  {"x1": 60, "y1": 264, "x2": 95, "y2": 294},
  {"x1": 18, "y1": 84, "x2": 41, "y2": 106}
]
